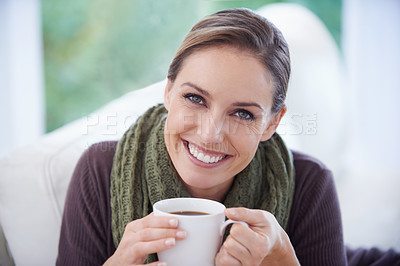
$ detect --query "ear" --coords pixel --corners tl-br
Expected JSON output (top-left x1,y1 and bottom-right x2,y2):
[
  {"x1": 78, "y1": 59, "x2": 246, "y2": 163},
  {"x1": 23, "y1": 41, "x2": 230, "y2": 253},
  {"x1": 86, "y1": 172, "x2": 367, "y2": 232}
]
[
  {"x1": 164, "y1": 78, "x2": 174, "y2": 111},
  {"x1": 260, "y1": 106, "x2": 287, "y2": 142}
]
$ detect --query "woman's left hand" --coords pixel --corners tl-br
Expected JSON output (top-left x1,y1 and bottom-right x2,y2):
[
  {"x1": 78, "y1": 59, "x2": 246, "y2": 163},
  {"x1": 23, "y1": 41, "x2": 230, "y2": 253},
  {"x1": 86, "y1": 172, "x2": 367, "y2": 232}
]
[{"x1": 215, "y1": 207, "x2": 300, "y2": 266}]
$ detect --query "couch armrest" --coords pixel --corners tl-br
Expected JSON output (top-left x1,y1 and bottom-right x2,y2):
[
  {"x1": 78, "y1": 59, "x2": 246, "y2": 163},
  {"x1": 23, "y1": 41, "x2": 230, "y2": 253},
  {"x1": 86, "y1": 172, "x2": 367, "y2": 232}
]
[{"x1": 0, "y1": 222, "x2": 14, "y2": 266}]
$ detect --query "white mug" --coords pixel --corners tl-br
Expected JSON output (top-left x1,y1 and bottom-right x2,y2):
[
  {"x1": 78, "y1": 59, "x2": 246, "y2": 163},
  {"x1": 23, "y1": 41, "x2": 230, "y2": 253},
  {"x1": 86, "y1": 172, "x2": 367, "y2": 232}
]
[{"x1": 153, "y1": 197, "x2": 248, "y2": 266}]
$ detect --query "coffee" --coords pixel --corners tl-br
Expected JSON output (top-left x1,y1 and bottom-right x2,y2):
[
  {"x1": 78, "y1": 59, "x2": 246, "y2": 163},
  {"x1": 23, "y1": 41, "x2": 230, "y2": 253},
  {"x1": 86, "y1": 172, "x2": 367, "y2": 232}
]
[
  {"x1": 170, "y1": 211, "x2": 210, "y2": 216},
  {"x1": 154, "y1": 198, "x2": 248, "y2": 266}
]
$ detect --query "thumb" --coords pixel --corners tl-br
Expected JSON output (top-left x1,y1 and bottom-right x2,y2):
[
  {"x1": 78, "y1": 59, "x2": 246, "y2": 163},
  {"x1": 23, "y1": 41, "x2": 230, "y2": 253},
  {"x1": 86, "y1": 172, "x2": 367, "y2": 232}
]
[
  {"x1": 225, "y1": 207, "x2": 275, "y2": 228},
  {"x1": 225, "y1": 207, "x2": 248, "y2": 221}
]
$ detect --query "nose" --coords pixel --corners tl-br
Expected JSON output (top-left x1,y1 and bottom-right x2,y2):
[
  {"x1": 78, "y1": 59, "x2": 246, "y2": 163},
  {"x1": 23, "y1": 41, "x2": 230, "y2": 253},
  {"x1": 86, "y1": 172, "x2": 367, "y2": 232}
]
[{"x1": 198, "y1": 112, "x2": 225, "y2": 145}]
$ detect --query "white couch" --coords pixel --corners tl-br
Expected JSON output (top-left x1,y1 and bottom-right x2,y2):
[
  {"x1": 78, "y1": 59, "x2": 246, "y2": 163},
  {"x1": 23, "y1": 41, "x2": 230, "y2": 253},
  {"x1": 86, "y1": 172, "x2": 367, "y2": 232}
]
[
  {"x1": 0, "y1": 3, "x2": 371, "y2": 265},
  {"x1": 0, "y1": 79, "x2": 166, "y2": 266}
]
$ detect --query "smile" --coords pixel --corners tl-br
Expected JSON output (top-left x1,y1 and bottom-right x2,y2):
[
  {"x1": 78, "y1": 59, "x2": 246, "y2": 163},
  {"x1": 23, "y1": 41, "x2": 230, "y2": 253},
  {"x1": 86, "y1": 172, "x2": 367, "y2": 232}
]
[{"x1": 186, "y1": 142, "x2": 228, "y2": 164}]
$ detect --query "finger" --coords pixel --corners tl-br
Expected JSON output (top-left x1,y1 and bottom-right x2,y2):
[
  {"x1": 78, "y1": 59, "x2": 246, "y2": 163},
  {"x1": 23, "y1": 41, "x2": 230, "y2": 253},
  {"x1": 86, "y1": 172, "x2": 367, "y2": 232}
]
[
  {"x1": 224, "y1": 225, "x2": 252, "y2": 254},
  {"x1": 215, "y1": 245, "x2": 241, "y2": 266},
  {"x1": 221, "y1": 234, "x2": 252, "y2": 263},
  {"x1": 146, "y1": 262, "x2": 167, "y2": 266},
  {"x1": 131, "y1": 237, "x2": 177, "y2": 260},
  {"x1": 140, "y1": 213, "x2": 179, "y2": 229},
  {"x1": 135, "y1": 228, "x2": 186, "y2": 242},
  {"x1": 228, "y1": 222, "x2": 270, "y2": 261},
  {"x1": 125, "y1": 213, "x2": 179, "y2": 234},
  {"x1": 226, "y1": 212, "x2": 281, "y2": 263}
]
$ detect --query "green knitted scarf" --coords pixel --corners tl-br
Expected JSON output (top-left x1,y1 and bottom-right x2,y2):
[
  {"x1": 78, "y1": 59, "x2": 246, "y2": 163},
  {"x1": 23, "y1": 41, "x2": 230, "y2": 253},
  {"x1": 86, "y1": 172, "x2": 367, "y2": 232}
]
[{"x1": 110, "y1": 104, "x2": 295, "y2": 262}]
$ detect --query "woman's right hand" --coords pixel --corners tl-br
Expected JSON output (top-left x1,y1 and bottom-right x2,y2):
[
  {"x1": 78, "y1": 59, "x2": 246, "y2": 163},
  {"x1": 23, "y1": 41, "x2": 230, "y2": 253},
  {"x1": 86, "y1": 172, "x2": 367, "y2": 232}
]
[{"x1": 103, "y1": 213, "x2": 186, "y2": 266}]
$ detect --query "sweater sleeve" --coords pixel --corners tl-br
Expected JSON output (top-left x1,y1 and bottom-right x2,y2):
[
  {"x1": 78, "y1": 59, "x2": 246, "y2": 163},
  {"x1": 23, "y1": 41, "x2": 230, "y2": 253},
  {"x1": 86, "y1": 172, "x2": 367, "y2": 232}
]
[
  {"x1": 288, "y1": 152, "x2": 348, "y2": 266},
  {"x1": 56, "y1": 142, "x2": 117, "y2": 266},
  {"x1": 347, "y1": 246, "x2": 400, "y2": 266}
]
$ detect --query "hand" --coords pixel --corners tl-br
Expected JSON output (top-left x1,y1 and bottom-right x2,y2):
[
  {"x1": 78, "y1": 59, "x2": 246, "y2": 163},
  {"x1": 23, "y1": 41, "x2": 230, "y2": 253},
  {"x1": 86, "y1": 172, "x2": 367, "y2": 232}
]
[
  {"x1": 215, "y1": 207, "x2": 299, "y2": 266},
  {"x1": 104, "y1": 213, "x2": 186, "y2": 266}
]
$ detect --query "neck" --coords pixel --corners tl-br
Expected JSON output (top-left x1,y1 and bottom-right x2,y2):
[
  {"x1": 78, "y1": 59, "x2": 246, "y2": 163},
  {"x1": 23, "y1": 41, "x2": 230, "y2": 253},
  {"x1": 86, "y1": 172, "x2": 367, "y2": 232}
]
[{"x1": 184, "y1": 179, "x2": 233, "y2": 203}]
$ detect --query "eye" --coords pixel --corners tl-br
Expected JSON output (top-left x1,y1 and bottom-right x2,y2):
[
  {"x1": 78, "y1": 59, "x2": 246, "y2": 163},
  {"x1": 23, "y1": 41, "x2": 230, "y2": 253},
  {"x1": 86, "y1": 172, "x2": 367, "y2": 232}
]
[
  {"x1": 184, "y1": 93, "x2": 205, "y2": 105},
  {"x1": 234, "y1": 109, "x2": 255, "y2": 121}
]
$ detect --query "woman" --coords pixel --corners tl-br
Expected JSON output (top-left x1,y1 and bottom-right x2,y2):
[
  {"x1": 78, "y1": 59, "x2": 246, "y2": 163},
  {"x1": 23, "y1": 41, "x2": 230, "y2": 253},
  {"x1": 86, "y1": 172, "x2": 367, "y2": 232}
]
[{"x1": 57, "y1": 8, "x2": 347, "y2": 265}]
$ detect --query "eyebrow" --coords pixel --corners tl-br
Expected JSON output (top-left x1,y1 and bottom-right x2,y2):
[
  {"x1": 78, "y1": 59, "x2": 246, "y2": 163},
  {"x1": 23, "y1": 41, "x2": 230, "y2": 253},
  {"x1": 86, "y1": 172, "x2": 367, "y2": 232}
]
[
  {"x1": 232, "y1": 101, "x2": 264, "y2": 111},
  {"x1": 181, "y1": 82, "x2": 264, "y2": 111},
  {"x1": 182, "y1": 82, "x2": 211, "y2": 98}
]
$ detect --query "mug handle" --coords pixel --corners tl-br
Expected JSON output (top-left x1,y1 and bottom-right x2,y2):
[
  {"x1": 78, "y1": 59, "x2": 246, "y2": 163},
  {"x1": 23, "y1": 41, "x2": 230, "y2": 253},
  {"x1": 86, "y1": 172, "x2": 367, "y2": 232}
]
[{"x1": 220, "y1": 219, "x2": 249, "y2": 236}]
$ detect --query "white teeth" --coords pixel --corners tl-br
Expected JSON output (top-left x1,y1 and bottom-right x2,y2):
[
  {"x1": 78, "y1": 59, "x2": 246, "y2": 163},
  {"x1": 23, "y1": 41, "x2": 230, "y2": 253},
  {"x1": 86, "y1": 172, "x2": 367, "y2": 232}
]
[
  {"x1": 187, "y1": 143, "x2": 225, "y2": 164},
  {"x1": 189, "y1": 145, "x2": 194, "y2": 154},
  {"x1": 197, "y1": 153, "x2": 204, "y2": 161}
]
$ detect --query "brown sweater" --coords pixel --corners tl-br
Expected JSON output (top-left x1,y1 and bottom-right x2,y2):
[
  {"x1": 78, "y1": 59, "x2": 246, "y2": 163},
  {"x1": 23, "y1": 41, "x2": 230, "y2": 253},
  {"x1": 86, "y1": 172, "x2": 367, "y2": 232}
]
[{"x1": 57, "y1": 141, "x2": 348, "y2": 265}]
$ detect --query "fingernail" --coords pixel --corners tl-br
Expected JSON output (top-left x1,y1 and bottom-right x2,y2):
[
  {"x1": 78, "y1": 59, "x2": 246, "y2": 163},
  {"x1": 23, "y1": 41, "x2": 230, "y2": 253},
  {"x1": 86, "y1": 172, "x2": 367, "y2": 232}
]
[
  {"x1": 226, "y1": 209, "x2": 236, "y2": 216},
  {"x1": 176, "y1": 230, "x2": 186, "y2": 239},
  {"x1": 165, "y1": 238, "x2": 175, "y2": 246},
  {"x1": 158, "y1": 262, "x2": 167, "y2": 266},
  {"x1": 169, "y1": 219, "x2": 178, "y2": 227}
]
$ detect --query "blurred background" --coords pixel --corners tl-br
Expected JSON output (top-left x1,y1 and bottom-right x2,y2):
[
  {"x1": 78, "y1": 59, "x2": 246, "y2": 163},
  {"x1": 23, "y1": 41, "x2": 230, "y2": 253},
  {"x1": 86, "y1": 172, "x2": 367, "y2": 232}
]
[
  {"x1": 1, "y1": 0, "x2": 342, "y2": 136},
  {"x1": 1, "y1": 0, "x2": 399, "y2": 252}
]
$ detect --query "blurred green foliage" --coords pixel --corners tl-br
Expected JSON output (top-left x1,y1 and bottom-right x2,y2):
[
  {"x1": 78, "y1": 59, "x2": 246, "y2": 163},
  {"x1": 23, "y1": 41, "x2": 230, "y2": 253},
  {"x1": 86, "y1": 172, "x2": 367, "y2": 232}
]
[{"x1": 42, "y1": 0, "x2": 341, "y2": 132}]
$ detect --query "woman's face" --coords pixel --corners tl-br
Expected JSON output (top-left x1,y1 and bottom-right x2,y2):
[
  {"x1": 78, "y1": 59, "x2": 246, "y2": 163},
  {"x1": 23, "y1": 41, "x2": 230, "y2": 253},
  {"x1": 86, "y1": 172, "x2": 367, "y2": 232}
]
[{"x1": 164, "y1": 46, "x2": 284, "y2": 200}]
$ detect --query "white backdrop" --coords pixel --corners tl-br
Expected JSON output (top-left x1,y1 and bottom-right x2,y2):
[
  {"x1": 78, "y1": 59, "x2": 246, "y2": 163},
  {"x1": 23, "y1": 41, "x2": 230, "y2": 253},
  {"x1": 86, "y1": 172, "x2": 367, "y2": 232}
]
[
  {"x1": 341, "y1": 0, "x2": 400, "y2": 250},
  {"x1": 0, "y1": 0, "x2": 44, "y2": 159}
]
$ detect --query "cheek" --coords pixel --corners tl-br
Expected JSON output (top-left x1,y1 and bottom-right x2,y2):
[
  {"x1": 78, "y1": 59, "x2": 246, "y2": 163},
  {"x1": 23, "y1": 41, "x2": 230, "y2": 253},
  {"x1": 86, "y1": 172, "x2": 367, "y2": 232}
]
[
  {"x1": 164, "y1": 116, "x2": 184, "y2": 153},
  {"x1": 227, "y1": 119, "x2": 265, "y2": 143},
  {"x1": 165, "y1": 106, "x2": 198, "y2": 134},
  {"x1": 230, "y1": 127, "x2": 262, "y2": 156}
]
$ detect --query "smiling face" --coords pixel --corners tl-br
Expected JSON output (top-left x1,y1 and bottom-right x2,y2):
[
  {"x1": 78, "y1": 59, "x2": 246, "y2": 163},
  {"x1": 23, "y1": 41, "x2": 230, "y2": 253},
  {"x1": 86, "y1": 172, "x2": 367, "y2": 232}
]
[{"x1": 164, "y1": 46, "x2": 285, "y2": 201}]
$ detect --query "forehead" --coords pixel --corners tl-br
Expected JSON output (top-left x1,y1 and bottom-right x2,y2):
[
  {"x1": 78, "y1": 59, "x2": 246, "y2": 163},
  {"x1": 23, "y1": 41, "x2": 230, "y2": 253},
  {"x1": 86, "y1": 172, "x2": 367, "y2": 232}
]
[{"x1": 175, "y1": 46, "x2": 274, "y2": 108}]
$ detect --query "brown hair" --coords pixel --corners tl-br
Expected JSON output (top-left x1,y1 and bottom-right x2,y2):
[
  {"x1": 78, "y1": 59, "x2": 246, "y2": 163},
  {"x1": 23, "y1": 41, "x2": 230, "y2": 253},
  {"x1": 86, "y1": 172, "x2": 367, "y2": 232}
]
[{"x1": 167, "y1": 8, "x2": 291, "y2": 114}]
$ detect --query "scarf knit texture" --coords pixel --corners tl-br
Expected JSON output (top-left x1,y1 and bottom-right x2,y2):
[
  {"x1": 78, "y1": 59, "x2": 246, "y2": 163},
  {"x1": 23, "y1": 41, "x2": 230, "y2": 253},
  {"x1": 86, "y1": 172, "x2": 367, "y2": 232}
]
[{"x1": 110, "y1": 104, "x2": 295, "y2": 262}]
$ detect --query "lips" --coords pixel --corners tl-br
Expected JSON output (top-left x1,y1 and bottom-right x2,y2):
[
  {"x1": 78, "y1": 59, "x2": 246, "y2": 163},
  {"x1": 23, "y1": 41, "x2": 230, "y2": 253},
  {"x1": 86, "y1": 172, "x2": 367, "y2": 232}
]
[{"x1": 186, "y1": 142, "x2": 228, "y2": 164}]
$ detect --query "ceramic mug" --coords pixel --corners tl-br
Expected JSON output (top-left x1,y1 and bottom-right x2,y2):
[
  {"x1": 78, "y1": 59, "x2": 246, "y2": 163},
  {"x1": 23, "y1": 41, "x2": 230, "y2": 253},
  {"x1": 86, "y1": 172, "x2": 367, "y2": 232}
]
[{"x1": 153, "y1": 197, "x2": 248, "y2": 266}]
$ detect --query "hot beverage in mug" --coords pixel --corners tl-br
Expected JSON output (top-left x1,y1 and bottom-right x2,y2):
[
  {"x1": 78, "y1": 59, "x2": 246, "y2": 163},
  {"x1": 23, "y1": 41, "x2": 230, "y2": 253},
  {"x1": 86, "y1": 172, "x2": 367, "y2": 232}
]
[
  {"x1": 153, "y1": 198, "x2": 247, "y2": 266},
  {"x1": 169, "y1": 211, "x2": 210, "y2": 216}
]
